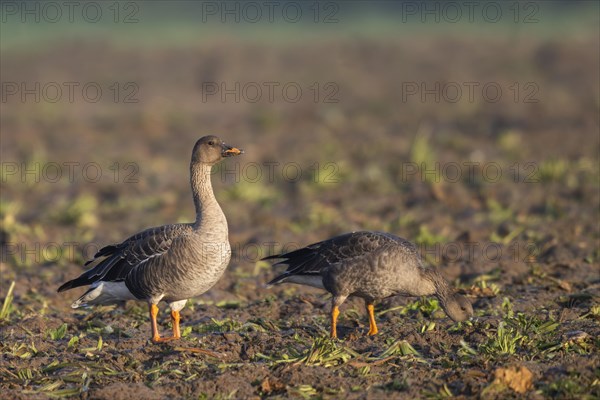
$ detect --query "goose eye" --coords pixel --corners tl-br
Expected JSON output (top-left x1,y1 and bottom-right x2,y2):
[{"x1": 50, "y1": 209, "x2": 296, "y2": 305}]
[{"x1": 208, "y1": 141, "x2": 215, "y2": 146}]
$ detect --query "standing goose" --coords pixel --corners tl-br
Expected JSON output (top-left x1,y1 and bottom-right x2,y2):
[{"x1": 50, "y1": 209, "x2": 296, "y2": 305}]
[
  {"x1": 264, "y1": 231, "x2": 473, "y2": 338},
  {"x1": 58, "y1": 136, "x2": 243, "y2": 343}
]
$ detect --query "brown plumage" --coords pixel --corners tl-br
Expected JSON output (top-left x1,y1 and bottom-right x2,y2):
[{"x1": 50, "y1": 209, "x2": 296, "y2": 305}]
[
  {"x1": 264, "y1": 231, "x2": 473, "y2": 338},
  {"x1": 58, "y1": 136, "x2": 243, "y2": 344}
]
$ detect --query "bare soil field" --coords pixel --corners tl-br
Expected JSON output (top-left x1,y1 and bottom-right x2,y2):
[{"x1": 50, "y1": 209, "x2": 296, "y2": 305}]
[{"x1": 1, "y1": 22, "x2": 599, "y2": 400}]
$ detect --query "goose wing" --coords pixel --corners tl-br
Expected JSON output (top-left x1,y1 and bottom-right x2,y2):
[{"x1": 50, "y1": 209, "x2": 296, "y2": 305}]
[
  {"x1": 264, "y1": 231, "x2": 409, "y2": 284},
  {"x1": 57, "y1": 223, "x2": 193, "y2": 293}
]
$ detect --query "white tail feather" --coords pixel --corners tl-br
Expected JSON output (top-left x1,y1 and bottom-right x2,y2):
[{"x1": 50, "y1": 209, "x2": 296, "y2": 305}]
[{"x1": 71, "y1": 281, "x2": 136, "y2": 308}]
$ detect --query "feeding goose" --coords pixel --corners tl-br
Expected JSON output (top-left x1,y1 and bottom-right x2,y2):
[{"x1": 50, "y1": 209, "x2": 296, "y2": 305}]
[
  {"x1": 58, "y1": 136, "x2": 243, "y2": 344},
  {"x1": 264, "y1": 231, "x2": 473, "y2": 338}
]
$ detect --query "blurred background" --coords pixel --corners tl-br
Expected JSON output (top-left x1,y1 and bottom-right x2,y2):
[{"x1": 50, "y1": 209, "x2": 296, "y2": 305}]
[
  {"x1": 2, "y1": 0, "x2": 598, "y2": 252},
  {"x1": 1, "y1": 1, "x2": 599, "y2": 398}
]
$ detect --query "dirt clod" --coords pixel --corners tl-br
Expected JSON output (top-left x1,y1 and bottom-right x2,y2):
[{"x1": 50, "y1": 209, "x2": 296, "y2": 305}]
[{"x1": 493, "y1": 366, "x2": 534, "y2": 394}]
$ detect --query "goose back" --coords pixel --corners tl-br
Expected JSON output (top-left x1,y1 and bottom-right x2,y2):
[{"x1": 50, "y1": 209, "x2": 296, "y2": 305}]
[{"x1": 266, "y1": 231, "x2": 436, "y2": 299}]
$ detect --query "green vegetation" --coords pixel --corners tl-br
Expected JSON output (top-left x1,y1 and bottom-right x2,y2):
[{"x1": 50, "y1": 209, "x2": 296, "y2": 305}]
[
  {"x1": 0, "y1": 281, "x2": 16, "y2": 322},
  {"x1": 47, "y1": 323, "x2": 68, "y2": 340}
]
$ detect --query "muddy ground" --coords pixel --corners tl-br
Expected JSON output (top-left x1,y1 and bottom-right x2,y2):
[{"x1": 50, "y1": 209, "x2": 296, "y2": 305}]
[{"x1": 1, "y1": 6, "x2": 599, "y2": 399}]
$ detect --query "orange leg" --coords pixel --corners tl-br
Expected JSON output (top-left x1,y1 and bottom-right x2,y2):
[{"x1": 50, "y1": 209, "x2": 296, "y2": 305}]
[
  {"x1": 148, "y1": 305, "x2": 218, "y2": 357},
  {"x1": 171, "y1": 310, "x2": 181, "y2": 339},
  {"x1": 149, "y1": 303, "x2": 162, "y2": 342},
  {"x1": 365, "y1": 302, "x2": 379, "y2": 336},
  {"x1": 149, "y1": 303, "x2": 179, "y2": 343},
  {"x1": 331, "y1": 305, "x2": 340, "y2": 339}
]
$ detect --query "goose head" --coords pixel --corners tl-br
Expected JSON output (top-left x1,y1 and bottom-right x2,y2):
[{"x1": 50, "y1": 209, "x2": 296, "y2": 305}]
[
  {"x1": 441, "y1": 292, "x2": 473, "y2": 322},
  {"x1": 192, "y1": 135, "x2": 243, "y2": 166}
]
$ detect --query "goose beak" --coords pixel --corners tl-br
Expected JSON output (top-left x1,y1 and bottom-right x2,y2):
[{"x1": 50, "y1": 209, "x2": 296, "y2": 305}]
[{"x1": 222, "y1": 143, "x2": 244, "y2": 157}]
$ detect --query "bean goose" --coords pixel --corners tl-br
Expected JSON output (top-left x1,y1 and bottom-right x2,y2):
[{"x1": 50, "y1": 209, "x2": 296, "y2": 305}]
[
  {"x1": 264, "y1": 231, "x2": 473, "y2": 338},
  {"x1": 58, "y1": 136, "x2": 243, "y2": 343}
]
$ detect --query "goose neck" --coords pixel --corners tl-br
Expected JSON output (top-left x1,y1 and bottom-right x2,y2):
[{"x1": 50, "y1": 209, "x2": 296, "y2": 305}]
[
  {"x1": 423, "y1": 268, "x2": 452, "y2": 301},
  {"x1": 190, "y1": 163, "x2": 221, "y2": 227}
]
